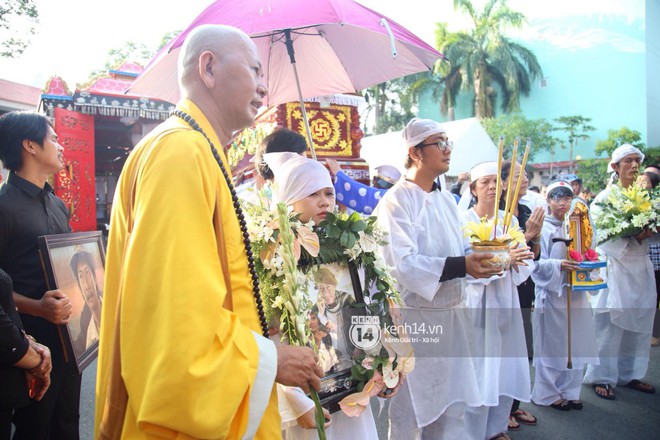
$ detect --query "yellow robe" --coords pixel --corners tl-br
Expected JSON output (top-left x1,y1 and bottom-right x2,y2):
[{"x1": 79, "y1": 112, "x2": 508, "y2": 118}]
[{"x1": 95, "y1": 100, "x2": 281, "y2": 439}]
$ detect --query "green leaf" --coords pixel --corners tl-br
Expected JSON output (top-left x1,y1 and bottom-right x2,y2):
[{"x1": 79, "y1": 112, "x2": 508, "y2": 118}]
[
  {"x1": 326, "y1": 224, "x2": 341, "y2": 238},
  {"x1": 346, "y1": 233, "x2": 356, "y2": 249},
  {"x1": 337, "y1": 219, "x2": 349, "y2": 230},
  {"x1": 349, "y1": 220, "x2": 368, "y2": 232},
  {"x1": 340, "y1": 231, "x2": 349, "y2": 247}
]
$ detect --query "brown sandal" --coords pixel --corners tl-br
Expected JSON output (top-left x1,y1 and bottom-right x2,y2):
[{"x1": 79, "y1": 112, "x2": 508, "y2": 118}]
[
  {"x1": 511, "y1": 408, "x2": 537, "y2": 426},
  {"x1": 507, "y1": 415, "x2": 520, "y2": 431}
]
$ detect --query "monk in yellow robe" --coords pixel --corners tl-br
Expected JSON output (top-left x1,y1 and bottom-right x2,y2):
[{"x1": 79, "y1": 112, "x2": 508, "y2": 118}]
[{"x1": 95, "y1": 25, "x2": 323, "y2": 440}]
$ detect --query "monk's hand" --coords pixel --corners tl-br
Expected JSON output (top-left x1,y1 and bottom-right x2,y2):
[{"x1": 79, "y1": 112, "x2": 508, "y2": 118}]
[
  {"x1": 39, "y1": 290, "x2": 72, "y2": 324},
  {"x1": 275, "y1": 345, "x2": 324, "y2": 393},
  {"x1": 465, "y1": 253, "x2": 503, "y2": 279}
]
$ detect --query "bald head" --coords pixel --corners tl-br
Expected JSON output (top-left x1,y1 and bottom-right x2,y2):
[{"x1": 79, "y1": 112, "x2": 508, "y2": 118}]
[
  {"x1": 178, "y1": 24, "x2": 253, "y2": 90},
  {"x1": 176, "y1": 24, "x2": 267, "y2": 140}
]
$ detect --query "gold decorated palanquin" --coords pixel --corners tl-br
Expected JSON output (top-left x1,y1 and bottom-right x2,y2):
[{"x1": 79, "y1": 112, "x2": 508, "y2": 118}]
[
  {"x1": 567, "y1": 200, "x2": 593, "y2": 254},
  {"x1": 230, "y1": 95, "x2": 370, "y2": 186},
  {"x1": 566, "y1": 199, "x2": 607, "y2": 291}
]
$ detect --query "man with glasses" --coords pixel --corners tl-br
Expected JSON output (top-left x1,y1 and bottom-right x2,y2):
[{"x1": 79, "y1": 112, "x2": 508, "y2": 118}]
[{"x1": 375, "y1": 117, "x2": 501, "y2": 439}]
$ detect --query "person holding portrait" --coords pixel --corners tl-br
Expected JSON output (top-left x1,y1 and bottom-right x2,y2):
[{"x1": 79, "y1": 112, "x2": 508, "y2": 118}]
[{"x1": 0, "y1": 111, "x2": 78, "y2": 440}]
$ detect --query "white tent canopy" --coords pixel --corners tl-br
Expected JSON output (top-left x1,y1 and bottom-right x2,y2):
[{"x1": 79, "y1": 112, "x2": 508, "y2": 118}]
[{"x1": 360, "y1": 117, "x2": 498, "y2": 177}]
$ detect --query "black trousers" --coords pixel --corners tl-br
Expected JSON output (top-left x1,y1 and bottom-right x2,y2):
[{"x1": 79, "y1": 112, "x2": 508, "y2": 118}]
[
  {"x1": 12, "y1": 359, "x2": 81, "y2": 440},
  {"x1": 1, "y1": 408, "x2": 12, "y2": 440}
]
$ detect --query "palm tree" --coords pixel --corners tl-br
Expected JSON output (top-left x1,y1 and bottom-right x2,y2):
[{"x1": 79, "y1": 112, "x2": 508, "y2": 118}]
[{"x1": 432, "y1": 0, "x2": 543, "y2": 119}]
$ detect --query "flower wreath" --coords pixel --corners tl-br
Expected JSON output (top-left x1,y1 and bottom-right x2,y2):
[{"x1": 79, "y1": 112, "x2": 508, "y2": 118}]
[{"x1": 242, "y1": 197, "x2": 413, "y2": 417}]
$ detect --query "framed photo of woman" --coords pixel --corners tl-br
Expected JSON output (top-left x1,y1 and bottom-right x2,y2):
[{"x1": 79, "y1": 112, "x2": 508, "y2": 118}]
[{"x1": 38, "y1": 231, "x2": 105, "y2": 373}]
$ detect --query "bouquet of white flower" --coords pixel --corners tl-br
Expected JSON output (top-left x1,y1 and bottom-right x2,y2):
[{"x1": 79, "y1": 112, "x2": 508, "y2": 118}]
[{"x1": 593, "y1": 184, "x2": 660, "y2": 245}]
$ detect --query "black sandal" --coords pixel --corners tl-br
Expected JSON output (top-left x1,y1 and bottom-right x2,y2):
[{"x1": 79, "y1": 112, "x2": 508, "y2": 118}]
[
  {"x1": 550, "y1": 399, "x2": 572, "y2": 411},
  {"x1": 592, "y1": 383, "x2": 615, "y2": 400},
  {"x1": 570, "y1": 400, "x2": 583, "y2": 410}
]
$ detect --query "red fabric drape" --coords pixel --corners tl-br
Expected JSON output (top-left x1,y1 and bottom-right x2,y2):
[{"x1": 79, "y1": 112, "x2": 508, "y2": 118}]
[{"x1": 53, "y1": 108, "x2": 96, "y2": 232}]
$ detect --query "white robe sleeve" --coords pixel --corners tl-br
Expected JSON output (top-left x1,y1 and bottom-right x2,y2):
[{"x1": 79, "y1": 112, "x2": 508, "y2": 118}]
[
  {"x1": 277, "y1": 385, "x2": 315, "y2": 430},
  {"x1": 376, "y1": 195, "x2": 449, "y2": 302},
  {"x1": 532, "y1": 227, "x2": 563, "y2": 296}
]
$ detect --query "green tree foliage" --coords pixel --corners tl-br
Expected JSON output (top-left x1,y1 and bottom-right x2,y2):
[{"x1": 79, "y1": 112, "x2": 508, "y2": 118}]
[
  {"x1": 85, "y1": 31, "x2": 180, "y2": 83},
  {"x1": 0, "y1": 0, "x2": 39, "y2": 58},
  {"x1": 432, "y1": 0, "x2": 543, "y2": 119},
  {"x1": 594, "y1": 127, "x2": 645, "y2": 157},
  {"x1": 362, "y1": 74, "x2": 423, "y2": 135},
  {"x1": 575, "y1": 157, "x2": 609, "y2": 195},
  {"x1": 553, "y1": 115, "x2": 595, "y2": 173},
  {"x1": 481, "y1": 113, "x2": 557, "y2": 160}
]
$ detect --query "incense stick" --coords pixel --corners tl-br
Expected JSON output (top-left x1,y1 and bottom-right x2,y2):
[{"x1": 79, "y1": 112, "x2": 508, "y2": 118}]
[
  {"x1": 502, "y1": 138, "x2": 518, "y2": 233},
  {"x1": 505, "y1": 138, "x2": 531, "y2": 231},
  {"x1": 493, "y1": 136, "x2": 505, "y2": 240}
]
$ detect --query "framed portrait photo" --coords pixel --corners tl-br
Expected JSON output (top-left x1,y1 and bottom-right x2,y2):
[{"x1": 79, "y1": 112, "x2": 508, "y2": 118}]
[
  {"x1": 38, "y1": 231, "x2": 105, "y2": 373},
  {"x1": 303, "y1": 260, "x2": 367, "y2": 412}
]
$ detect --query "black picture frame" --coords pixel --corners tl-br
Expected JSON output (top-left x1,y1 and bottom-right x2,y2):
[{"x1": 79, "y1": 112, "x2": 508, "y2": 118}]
[
  {"x1": 304, "y1": 259, "x2": 366, "y2": 413},
  {"x1": 38, "y1": 231, "x2": 105, "y2": 373}
]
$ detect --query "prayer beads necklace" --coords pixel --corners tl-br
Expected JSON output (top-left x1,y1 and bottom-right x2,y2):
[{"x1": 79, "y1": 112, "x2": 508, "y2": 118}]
[{"x1": 171, "y1": 109, "x2": 269, "y2": 338}]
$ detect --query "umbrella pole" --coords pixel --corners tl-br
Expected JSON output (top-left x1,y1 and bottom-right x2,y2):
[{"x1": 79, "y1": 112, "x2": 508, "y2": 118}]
[{"x1": 284, "y1": 29, "x2": 317, "y2": 160}]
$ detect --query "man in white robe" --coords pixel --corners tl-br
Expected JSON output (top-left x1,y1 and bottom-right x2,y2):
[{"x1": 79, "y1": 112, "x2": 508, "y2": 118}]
[
  {"x1": 583, "y1": 144, "x2": 658, "y2": 399},
  {"x1": 375, "y1": 118, "x2": 503, "y2": 439}
]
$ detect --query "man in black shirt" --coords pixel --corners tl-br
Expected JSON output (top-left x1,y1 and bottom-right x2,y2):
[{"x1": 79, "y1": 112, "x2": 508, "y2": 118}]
[{"x1": 0, "y1": 111, "x2": 80, "y2": 439}]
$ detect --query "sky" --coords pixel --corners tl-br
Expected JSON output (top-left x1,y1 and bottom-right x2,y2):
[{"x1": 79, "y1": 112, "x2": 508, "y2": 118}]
[{"x1": 0, "y1": 0, "x2": 645, "y2": 90}]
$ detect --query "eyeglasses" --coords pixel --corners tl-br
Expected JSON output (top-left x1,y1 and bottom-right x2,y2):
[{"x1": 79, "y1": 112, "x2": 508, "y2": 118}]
[{"x1": 420, "y1": 140, "x2": 453, "y2": 151}]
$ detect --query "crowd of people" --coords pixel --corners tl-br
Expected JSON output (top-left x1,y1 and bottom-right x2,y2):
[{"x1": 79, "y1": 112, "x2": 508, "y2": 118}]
[{"x1": 0, "y1": 23, "x2": 658, "y2": 440}]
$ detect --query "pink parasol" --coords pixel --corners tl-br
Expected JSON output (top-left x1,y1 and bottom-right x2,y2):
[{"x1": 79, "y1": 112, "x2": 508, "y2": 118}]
[{"x1": 129, "y1": 0, "x2": 443, "y2": 156}]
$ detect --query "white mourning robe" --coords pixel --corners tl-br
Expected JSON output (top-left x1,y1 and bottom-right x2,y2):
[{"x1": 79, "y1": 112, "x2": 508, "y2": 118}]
[
  {"x1": 531, "y1": 216, "x2": 599, "y2": 371},
  {"x1": 583, "y1": 187, "x2": 657, "y2": 385},
  {"x1": 463, "y1": 209, "x2": 532, "y2": 406},
  {"x1": 374, "y1": 180, "x2": 481, "y2": 430},
  {"x1": 588, "y1": 187, "x2": 656, "y2": 332}
]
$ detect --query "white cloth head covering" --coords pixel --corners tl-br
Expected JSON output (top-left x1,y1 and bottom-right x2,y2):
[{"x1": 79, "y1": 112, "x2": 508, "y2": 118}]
[
  {"x1": 608, "y1": 144, "x2": 644, "y2": 172},
  {"x1": 469, "y1": 161, "x2": 499, "y2": 182},
  {"x1": 401, "y1": 117, "x2": 446, "y2": 148},
  {"x1": 263, "y1": 152, "x2": 333, "y2": 206},
  {"x1": 546, "y1": 180, "x2": 573, "y2": 197},
  {"x1": 374, "y1": 164, "x2": 402, "y2": 184}
]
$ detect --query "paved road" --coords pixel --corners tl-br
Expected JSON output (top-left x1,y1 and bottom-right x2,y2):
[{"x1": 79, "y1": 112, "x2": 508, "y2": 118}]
[{"x1": 80, "y1": 346, "x2": 660, "y2": 439}]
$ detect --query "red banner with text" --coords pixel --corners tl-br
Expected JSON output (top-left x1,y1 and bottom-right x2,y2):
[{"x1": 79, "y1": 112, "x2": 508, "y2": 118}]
[{"x1": 53, "y1": 108, "x2": 96, "y2": 232}]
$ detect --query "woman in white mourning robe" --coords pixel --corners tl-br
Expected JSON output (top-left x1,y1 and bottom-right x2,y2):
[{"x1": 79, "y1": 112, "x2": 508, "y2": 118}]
[
  {"x1": 531, "y1": 181, "x2": 599, "y2": 410},
  {"x1": 462, "y1": 162, "x2": 534, "y2": 440},
  {"x1": 263, "y1": 152, "x2": 379, "y2": 440}
]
